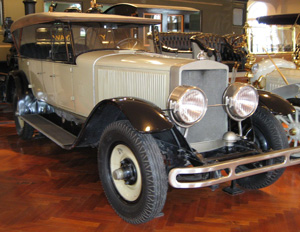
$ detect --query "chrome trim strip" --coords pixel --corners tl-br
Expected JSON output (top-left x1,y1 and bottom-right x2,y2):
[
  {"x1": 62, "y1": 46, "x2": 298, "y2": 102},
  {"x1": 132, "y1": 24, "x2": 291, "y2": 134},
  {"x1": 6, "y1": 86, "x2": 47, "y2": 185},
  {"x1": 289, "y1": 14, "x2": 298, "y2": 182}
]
[{"x1": 168, "y1": 146, "x2": 300, "y2": 188}]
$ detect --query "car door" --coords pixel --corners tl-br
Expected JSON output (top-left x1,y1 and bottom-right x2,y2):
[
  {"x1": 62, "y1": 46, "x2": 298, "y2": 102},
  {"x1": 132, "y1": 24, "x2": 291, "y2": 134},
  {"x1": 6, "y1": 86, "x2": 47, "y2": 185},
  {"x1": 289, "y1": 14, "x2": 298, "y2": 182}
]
[
  {"x1": 27, "y1": 59, "x2": 46, "y2": 101},
  {"x1": 42, "y1": 60, "x2": 56, "y2": 105},
  {"x1": 44, "y1": 24, "x2": 75, "y2": 111},
  {"x1": 53, "y1": 62, "x2": 75, "y2": 111}
]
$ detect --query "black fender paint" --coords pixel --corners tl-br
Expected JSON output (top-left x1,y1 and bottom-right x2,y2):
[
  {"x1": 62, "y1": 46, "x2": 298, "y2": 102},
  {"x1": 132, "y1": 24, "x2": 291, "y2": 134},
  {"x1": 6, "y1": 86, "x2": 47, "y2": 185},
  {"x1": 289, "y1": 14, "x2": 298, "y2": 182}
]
[
  {"x1": 74, "y1": 97, "x2": 173, "y2": 148},
  {"x1": 258, "y1": 90, "x2": 295, "y2": 116}
]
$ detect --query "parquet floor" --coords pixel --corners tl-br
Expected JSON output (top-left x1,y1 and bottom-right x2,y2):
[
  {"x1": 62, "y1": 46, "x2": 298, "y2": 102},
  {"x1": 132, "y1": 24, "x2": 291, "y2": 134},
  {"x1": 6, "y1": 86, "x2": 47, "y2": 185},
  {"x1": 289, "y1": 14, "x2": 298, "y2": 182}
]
[{"x1": 0, "y1": 103, "x2": 300, "y2": 232}]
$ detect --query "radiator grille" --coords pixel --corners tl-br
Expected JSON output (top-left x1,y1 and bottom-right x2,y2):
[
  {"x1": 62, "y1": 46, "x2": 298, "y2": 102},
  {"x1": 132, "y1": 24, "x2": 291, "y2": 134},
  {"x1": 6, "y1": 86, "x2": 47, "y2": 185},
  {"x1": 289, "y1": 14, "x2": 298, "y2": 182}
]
[
  {"x1": 181, "y1": 70, "x2": 228, "y2": 143},
  {"x1": 98, "y1": 68, "x2": 170, "y2": 109}
]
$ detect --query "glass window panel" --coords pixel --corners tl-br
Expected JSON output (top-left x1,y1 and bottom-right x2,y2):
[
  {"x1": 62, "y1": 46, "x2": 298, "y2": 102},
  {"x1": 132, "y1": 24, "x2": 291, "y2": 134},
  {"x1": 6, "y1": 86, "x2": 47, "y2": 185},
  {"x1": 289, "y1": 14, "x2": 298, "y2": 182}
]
[
  {"x1": 233, "y1": 8, "x2": 243, "y2": 26},
  {"x1": 167, "y1": 15, "x2": 183, "y2": 32},
  {"x1": 44, "y1": 1, "x2": 82, "y2": 12}
]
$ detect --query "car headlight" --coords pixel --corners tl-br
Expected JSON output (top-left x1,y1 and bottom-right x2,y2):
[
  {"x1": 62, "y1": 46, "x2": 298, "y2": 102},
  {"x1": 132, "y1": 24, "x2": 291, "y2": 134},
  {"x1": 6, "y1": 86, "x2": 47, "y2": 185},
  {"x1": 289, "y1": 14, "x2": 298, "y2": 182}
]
[
  {"x1": 168, "y1": 86, "x2": 208, "y2": 127},
  {"x1": 251, "y1": 63, "x2": 259, "y2": 74},
  {"x1": 223, "y1": 83, "x2": 258, "y2": 121}
]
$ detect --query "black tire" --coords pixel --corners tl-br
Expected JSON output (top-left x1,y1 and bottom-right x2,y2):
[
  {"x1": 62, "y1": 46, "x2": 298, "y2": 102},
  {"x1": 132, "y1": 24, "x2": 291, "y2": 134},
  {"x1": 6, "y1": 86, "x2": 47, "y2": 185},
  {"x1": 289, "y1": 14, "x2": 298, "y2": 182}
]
[
  {"x1": 236, "y1": 107, "x2": 288, "y2": 189},
  {"x1": 98, "y1": 120, "x2": 168, "y2": 224},
  {"x1": 13, "y1": 92, "x2": 34, "y2": 140}
]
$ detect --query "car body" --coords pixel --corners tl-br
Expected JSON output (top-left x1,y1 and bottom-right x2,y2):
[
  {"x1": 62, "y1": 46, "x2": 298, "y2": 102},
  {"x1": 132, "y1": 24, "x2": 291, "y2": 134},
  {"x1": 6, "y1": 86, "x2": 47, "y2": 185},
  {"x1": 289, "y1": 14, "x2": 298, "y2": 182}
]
[
  {"x1": 245, "y1": 13, "x2": 300, "y2": 147},
  {"x1": 9, "y1": 12, "x2": 300, "y2": 224}
]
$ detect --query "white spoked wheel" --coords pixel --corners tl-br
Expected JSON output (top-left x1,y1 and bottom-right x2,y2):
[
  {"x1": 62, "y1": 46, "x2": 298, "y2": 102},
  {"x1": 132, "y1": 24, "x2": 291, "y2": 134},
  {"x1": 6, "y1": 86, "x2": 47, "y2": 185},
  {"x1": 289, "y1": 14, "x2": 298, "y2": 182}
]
[
  {"x1": 110, "y1": 144, "x2": 142, "y2": 202},
  {"x1": 276, "y1": 106, "x2": 300, "y2": 147}
]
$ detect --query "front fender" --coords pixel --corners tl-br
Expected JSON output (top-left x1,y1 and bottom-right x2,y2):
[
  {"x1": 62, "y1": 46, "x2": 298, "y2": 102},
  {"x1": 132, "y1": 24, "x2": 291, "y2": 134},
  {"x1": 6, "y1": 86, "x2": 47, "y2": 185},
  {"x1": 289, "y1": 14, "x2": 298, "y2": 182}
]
[
  {"x1": 272, "y1": 84, "x2": 300, "y2": 99},
  {"x1": 75, "y1": 97, "x2": 173, "y2": 148},
  {"x1": 106, "y1": 97, "x2": 172, "y2": 132},
  {"x1": 258, "y1": 90, "x2": 295, "y2": 115}
]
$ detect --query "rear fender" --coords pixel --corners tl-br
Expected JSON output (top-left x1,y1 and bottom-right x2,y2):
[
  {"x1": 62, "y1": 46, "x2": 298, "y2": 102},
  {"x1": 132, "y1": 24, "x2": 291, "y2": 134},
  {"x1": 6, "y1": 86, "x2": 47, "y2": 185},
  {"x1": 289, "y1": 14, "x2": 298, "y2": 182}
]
[
  {"x1": 9, "y1": 70, "x2": 32, "y2": 99},
  {"x1": 258, "y1": 90, "x2": 295, "y2": 115}
]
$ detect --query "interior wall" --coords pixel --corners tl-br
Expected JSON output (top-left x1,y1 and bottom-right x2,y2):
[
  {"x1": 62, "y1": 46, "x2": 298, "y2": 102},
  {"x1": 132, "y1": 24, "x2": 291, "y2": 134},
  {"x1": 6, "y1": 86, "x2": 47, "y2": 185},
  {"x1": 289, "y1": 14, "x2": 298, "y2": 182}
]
[
  {"x1": 248, "y1": 0, "x2": 300, "y2": 15},
  {"x1": 3, "y1": 0, "x2": 43, "y2": 21},
  {"x1": 278, "y1": 0, "x2": 300, "y2": 14}
]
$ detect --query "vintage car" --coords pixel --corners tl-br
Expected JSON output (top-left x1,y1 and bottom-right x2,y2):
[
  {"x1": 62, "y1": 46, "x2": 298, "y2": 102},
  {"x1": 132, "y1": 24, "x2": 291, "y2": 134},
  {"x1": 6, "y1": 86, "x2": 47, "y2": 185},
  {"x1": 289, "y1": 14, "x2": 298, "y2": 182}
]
[
  {"x1": 9, "y1": 12, "x2": 300, "y2": 224},
  {"x1": 148, "y1": 16, "x2": 300, "y2": 147},
  {"x1": 245, "y1": 13, "x2": 300, "y2": 147}
]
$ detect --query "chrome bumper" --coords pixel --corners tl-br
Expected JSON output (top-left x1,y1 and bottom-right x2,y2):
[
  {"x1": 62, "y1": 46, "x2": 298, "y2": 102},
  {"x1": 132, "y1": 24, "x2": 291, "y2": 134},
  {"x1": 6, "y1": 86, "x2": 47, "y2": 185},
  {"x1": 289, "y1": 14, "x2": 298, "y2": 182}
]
[{"x1": 168, "y1": 147, "x2": 300, "y2": 188}]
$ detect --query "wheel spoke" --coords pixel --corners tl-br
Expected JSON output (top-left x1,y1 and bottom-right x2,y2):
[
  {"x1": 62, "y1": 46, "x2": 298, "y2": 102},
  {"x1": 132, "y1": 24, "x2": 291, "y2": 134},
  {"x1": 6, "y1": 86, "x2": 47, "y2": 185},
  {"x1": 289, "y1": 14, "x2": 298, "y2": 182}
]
[
  {"x1": 296, "y1": 108, "x2": 299, "y2": 123},
  {"x1": 276, "y1": 115, "x2": 290, "y2": 126},
  {"x1": 288, "y1": 114, "x2": 294, "y2": 123}
]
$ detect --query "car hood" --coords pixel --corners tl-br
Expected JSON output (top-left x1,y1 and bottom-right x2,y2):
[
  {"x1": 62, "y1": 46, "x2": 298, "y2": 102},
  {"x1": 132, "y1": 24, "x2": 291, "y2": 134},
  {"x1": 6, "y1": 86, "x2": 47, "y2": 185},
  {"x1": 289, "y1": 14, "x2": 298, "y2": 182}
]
[{"x1": 76, "y1": 50, "x2": 194, "y2": 71}]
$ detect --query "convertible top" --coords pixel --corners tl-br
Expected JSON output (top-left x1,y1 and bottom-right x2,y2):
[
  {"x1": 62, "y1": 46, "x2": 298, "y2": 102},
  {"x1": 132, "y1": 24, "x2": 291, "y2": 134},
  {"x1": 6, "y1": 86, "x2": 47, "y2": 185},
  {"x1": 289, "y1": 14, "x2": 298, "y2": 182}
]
[
  {"x1": 11, "y1": 12, "x2": 161, "y2": 32},
  {"x1": 104, "y1": 3, "x2": 199, "y2": 14},
  {"x1": 257, "y1": 13, "x2": 300, "y2": 25}
]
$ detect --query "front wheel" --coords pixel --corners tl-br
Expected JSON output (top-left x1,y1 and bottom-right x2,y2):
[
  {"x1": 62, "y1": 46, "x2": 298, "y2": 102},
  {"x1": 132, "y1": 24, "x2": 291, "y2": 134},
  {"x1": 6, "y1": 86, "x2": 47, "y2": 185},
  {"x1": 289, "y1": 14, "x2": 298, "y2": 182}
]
[
  {"x1": 98, "y1": 120, "x2": 168, "y2": 224},
  {"x1": 237, "y1": 107, "x2": 288, "y2": 189},
  {"x1": 275, "y1": 98, "x2": 300, "y2": 147}
]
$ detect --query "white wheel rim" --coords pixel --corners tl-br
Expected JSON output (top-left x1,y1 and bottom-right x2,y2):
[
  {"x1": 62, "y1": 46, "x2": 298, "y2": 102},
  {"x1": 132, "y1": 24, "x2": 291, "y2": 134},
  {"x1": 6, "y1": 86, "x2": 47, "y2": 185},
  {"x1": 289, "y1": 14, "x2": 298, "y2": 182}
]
[
  {"x1": 110, "y1": 144, "x2": 142, "y2": 202},
  {"x1": 276, "y1": 106, "x2": 300, "y2": 147}
]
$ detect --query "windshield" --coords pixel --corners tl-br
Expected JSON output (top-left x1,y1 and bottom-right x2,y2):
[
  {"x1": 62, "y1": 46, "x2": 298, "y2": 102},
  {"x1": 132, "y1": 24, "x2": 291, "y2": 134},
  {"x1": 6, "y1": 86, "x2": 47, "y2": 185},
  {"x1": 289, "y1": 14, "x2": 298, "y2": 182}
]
[
  {"x1": 71, "y1": 22, "x2": 152, "y2": 55},
  {"x1": 247, "y1": 24, "x2": 299, "y2": 54}
]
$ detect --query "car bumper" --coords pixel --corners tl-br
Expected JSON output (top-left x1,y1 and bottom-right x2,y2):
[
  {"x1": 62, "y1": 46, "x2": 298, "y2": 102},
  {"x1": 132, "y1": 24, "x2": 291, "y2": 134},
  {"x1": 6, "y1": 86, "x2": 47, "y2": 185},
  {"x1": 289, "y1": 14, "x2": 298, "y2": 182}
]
[{"x1": 168, "y1": 146, "x2": 300, "y2": 188}]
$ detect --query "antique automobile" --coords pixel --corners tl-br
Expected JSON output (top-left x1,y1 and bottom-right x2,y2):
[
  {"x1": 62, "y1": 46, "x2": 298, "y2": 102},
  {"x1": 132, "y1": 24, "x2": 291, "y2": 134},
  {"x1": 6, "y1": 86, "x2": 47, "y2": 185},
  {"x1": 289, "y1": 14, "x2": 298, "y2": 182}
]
[
  {"x1": 245, "y1": 13, "x2": 300, "y2": 146},
  {"x1": 8, "y1": 12, "x2": 300, "y2": 224}
]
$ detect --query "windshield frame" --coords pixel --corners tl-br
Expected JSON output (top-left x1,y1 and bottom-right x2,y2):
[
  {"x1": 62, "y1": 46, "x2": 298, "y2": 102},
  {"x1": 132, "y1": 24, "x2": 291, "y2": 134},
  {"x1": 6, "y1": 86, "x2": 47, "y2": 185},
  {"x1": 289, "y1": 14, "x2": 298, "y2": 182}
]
[{"x1": 70, "y1": 22, "x2": 154, "y2": 56}]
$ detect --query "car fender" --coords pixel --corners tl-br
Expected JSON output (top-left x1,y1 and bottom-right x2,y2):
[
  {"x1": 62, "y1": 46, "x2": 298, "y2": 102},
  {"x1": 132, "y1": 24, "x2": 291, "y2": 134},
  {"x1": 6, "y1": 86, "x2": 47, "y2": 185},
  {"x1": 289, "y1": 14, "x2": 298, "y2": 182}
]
[
  {"x1": 271, "y1": 84, "x2": 300, "y2": 99},
  {"x1": 8, "y1": 70, "x2": 32, "y2": 99},
  {"x1": 75, "y1": 97, "x2": 173, "y2": 148},
  {"x1": 258, "y1": 90, "x2": 295, "y2": 115}
]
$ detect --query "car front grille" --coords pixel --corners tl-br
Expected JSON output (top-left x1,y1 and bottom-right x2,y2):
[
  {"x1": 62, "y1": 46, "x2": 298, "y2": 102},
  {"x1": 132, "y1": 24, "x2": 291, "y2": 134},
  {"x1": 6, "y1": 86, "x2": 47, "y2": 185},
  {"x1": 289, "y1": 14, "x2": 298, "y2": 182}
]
[{"x1": 181, "y1": 69, "x2": 228, "y2": 144}]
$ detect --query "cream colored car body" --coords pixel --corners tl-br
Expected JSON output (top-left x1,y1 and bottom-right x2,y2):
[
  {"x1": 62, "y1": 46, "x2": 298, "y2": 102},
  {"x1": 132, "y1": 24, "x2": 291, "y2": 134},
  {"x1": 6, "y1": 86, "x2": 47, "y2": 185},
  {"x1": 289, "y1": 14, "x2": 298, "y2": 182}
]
[
  {"x1": 18, "y1": 51, "x2": 224, "y2": 118},
  {"x1": 9, "y1": 12, "x2": 300, "y2": 225}
]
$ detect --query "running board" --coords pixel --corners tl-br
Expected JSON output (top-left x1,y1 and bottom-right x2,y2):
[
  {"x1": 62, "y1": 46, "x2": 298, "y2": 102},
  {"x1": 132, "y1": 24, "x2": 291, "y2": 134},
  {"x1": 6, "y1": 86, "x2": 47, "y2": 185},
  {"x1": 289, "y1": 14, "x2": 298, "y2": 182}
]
[{"x1": 21, "y1": 114, "x2": 77, "y2": 148}]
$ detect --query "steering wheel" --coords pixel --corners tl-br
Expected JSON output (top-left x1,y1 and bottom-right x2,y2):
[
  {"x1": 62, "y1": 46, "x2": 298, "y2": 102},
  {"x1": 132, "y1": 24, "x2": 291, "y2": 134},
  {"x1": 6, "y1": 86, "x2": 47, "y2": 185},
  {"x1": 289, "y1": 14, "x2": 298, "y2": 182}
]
[{"x1": 116, "y1": 38, "x2": 143, "y2": 49}]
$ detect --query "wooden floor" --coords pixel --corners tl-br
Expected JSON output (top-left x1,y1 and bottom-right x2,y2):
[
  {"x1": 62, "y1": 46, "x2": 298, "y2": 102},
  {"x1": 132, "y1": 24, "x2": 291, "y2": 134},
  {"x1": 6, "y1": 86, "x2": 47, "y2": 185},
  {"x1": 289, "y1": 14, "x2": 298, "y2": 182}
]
[{"x1": 0, "y1": 103, "x2": 300, "y2": 232}]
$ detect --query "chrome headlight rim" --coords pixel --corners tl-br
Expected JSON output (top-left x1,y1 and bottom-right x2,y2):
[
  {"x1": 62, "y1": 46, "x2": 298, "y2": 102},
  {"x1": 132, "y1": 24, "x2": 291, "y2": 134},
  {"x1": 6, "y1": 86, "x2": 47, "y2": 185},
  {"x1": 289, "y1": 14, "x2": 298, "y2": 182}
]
[
  {"x1": 168, "y1": 86, "x2": 208, "y2": 128},
  {"x1": 223, "y1": 82, "x2": 259, "y2": 121}
]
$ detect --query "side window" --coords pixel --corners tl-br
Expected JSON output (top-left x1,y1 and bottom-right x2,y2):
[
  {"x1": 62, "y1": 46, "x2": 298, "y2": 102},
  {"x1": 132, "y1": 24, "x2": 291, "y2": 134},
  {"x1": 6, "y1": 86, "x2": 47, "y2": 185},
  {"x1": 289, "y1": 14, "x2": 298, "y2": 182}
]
[
  {"x1": 167, "y1": 15, "x2": 183, "y2": 32},
  {"x1": 19, "y1": 25, "x2": 52, "y2": 59},
  {"x1": 51, "y1": 25, "x2": 73, "y2": 62},
  {"x1": 233, "y1": 8, "x2": 244, "y2": 26}
]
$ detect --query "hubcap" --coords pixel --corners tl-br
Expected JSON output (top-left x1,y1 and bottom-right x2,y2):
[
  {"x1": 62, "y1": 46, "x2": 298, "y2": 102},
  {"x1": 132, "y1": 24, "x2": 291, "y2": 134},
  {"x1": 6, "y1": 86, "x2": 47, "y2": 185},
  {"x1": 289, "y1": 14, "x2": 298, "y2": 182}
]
[
  {"x1": 276, "y1": 106, "x2": 300, "y2": 147},
  {"x1": 110, "y1": 144, "x2": 142, "y2": 202}
]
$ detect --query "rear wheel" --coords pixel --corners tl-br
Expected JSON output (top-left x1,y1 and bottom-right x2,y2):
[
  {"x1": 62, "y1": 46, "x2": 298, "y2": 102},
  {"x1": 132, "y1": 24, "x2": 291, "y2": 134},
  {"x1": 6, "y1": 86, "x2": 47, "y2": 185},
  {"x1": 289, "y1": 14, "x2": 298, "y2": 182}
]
[
  {"x1": 98, "y1": 120, "x2": 168, "y2": 224},
  {"x1": 13, "y1": 92, "x2": 34, "y2": 140},
  {"x1": 237, "y1": 107, "x2": 288, "y2": 189}
]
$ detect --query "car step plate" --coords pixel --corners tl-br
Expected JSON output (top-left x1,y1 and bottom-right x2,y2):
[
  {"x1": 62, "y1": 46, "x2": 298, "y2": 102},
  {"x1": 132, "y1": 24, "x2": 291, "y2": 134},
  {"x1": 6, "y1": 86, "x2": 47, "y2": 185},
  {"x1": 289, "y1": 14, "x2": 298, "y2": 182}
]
[{"x1": 21, "y1": 114, "x2": 77, "y2": 148}]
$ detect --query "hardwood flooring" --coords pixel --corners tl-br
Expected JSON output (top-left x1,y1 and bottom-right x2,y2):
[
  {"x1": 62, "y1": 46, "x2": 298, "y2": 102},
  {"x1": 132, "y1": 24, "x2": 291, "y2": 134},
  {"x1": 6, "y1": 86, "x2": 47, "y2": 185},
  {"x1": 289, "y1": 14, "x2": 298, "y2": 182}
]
[{"x1": 0, "y1": 103, "x2": 299, "y2": 232}]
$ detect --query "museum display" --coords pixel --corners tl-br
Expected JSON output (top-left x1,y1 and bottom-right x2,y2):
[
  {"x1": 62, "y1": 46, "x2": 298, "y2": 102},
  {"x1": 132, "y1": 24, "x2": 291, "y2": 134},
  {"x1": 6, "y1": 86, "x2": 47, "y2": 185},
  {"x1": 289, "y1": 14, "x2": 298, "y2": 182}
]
[{"x1": 8, "y1": 12, "x2": 300, "y2": 224}]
